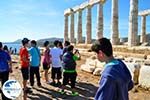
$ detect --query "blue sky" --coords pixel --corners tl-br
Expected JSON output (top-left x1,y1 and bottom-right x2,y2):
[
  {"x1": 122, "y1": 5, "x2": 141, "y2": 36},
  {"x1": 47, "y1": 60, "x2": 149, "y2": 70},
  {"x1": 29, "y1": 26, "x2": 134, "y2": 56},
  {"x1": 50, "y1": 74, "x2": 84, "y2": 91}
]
[{"x1": 0, "y1": 0, "x2": 150, "y2": 42}]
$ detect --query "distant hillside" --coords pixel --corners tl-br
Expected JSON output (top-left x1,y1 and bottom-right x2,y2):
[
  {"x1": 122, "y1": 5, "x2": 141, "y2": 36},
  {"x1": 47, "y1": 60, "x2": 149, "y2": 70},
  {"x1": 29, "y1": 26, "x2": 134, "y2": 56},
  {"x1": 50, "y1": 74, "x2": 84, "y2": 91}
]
[
  {"x1": 10, "y1": 38, "x2": 63, "y2": 46},
  {"x1": 4, "y1": 39, "x2": 22, "y2": 44},
  {"x1": 37, "y1": 37, "x2": 63, "y2": 43},
  {"x1": 13, "y1": 39, "x2": 22, "y2": 44},
  {"x1": 37, "y1": 37, "x2": 63, "y2": 47}
]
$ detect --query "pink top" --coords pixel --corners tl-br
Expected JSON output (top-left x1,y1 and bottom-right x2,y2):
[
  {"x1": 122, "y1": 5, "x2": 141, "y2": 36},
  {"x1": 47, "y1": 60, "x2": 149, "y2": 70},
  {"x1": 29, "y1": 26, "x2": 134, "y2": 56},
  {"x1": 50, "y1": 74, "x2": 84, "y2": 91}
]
[{"x1": 42, "y1": 49, "x2": 51, "y2": 64}]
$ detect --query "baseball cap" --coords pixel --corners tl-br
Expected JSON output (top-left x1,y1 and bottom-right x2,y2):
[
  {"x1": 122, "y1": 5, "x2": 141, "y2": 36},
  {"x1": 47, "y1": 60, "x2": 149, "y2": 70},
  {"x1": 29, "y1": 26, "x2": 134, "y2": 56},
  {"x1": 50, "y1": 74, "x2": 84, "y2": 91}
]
[{"x1": 22, "y1": 38, "x2": 30, "y2": 45}]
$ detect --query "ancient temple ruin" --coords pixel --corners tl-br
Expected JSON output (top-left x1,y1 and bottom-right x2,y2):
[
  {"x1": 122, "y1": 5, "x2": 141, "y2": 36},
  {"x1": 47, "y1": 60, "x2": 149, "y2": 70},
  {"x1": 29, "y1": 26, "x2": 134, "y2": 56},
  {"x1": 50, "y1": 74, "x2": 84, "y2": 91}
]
[
  {"x1": 64, "y1": 0, "x2": 150, "y2": 47},
  {"x1": 139, "y1": 9, "x2": 150, "y2": 44}
]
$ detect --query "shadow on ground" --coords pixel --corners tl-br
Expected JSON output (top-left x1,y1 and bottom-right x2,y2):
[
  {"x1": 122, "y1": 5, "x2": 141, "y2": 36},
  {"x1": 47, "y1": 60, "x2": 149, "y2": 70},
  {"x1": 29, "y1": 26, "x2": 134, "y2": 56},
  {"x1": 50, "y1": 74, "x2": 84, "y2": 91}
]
[{"x1": 27, "y1": 82, "x2": 98, "y2": 100}]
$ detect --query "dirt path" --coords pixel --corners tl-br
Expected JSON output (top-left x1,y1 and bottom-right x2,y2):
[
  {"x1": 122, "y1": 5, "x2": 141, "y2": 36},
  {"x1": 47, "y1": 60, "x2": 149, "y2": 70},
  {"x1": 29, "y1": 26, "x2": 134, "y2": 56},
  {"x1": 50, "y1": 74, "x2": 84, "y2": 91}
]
[{"x1": 1, "y1": 55, "x2": 150, "y2": 100}]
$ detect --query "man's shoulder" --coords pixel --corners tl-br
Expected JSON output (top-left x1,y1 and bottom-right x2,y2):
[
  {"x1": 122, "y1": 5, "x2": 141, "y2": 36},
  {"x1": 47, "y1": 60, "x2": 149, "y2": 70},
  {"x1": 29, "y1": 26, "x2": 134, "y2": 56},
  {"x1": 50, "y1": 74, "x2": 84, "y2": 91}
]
[
  {"x1": 52, "y1": 47, "x2": 62, "y2": 52},
  {"x1": 29, "y1": 47, "x2": 34, "y2": 51},
  {"x1": 102, "y1": 59, "x2": 127, "y2": 79},
  {"x1": 20, "y1": 47, "x2": 28, "y2": 54},
  {"x1": 0, "y1": 50, "x2": 8, "y2": 56},
  {"x1": 20, "y1": 47, "x2": 27, "y2": 51}
]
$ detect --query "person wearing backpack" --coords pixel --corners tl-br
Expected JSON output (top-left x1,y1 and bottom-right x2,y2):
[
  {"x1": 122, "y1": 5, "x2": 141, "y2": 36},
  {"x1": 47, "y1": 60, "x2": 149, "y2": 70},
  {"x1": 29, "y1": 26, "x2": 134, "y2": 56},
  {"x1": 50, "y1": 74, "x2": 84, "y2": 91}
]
[
  {"x1": 0, "y1": 42, "x2": 12, "y2": 100},
  {"x1": 28, "y1": 40, "x2": 41, "y2": 87},
  {"x1": 42, "y1": 41, "x2": 51, "y2": 84},
  {"x1": 60, "y1": 45, "x2": 79, "y2": 96}
]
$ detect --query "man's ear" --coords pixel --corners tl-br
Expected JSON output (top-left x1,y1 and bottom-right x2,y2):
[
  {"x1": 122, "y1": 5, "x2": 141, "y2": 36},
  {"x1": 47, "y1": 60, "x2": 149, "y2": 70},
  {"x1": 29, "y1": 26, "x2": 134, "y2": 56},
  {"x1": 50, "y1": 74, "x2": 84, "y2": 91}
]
[{"x1": 98, "y1": 50, "x2": 103, "y2": 57}]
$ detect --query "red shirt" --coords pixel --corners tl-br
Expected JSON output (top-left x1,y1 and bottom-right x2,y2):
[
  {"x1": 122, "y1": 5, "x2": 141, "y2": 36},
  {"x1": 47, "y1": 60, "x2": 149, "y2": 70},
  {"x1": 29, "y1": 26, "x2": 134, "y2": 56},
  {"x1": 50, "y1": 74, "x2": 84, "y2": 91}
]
[{"x1": 19, "y1": 47, "x2": 29, "y2": 68}]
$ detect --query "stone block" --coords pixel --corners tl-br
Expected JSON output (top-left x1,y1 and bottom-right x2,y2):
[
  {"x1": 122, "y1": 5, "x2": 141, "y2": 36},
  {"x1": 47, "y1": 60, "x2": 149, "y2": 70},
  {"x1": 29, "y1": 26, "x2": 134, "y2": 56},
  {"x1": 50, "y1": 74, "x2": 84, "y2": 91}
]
[
  {"x1": 125, "y1": 62, "x2": 141, "y2": 84},
  {"x1": 80, "y1": 64, "x2": 95, "y2": 73},
  {"x1": 93, "y1": 67, "x2": 104, "y2": 76},
  {"x1": 85, "y1": 59, "x2": 96, "y2": 66},
  {"x1": 95, "y1": 59, "x2": 105, "y2": 68},
  {"x1": 139, "y1": 65, "x2": 150, "y2": 88},
  {"x1": 144, "y1": 60, "x2": 150, "y2": 66}
]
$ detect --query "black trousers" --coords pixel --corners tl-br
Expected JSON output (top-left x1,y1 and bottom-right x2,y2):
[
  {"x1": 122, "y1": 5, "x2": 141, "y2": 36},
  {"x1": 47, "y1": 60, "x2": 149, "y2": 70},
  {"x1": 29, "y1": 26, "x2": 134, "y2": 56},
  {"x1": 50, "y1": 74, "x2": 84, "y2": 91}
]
[
  {"x1": 0, "y1": 71, "x2": 11, "y2": 100},
  {"x1": 51, "y1": 67, "x2": 62, "y2": 80},
  {"x1": 30, "y1": 67, "x2": 41, "y2": 86},
  {"x1": 63, "y1": 72, "x2": 77, "y2": 88}
]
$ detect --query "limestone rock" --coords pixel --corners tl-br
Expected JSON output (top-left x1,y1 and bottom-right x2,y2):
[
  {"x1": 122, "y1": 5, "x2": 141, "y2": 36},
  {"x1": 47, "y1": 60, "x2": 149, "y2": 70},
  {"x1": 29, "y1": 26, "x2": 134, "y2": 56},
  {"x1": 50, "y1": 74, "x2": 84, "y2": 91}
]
[
  {"x1": 85, "y1": 59, "x2": 96, "y2": 67},
  {"x1": 95, "y1": 59, "x2": 105, "y2": 68},
  {"x1": 124, "y1": 57, "x2": 133, "y2": 63},
  {"x1": 90, "y1": 55, "x2": 97, "y2": 60},
  {"x1": 139, "y1": 65, "x2": 150, "y2": 88},
  {"x1": 125, "y1": 62, "x2": 141, "y2": 84},
  {"x1": 93, "y1": 67, "x2": 104, "y2": 76},
  {"x1": 144, "y1": 60, "x2": 150, "y2": 66},
  {"x1": 80, "y1": 64, "x2": 95, "y2": 73},
  {"x1": 115, "y1": 55, "x2": 124, "y2": 60}
]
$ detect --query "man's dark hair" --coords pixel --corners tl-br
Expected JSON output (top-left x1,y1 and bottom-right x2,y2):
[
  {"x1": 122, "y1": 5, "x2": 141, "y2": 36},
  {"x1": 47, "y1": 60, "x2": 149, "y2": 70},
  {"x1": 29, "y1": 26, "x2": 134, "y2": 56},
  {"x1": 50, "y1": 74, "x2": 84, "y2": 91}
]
[
  {"x1": 31, "y1": 40, "x2": 37, "y2": 46},
  {"x1": 44, "y1": 41, "x2": 49, "y2": 47},
  {"x1": 0, "y1": 42, "x2": 2, "y2": 48},
  {"x1": 3, "y1": 45, "x2": 8, "y2": 51},
  {"x1": 91, "y1": 38, "x2": 113, "y2": 57},
  {"x1": 54, "y1": 40, "x2": 59, "y2": 46},
  {"x1": 64, "y1": 41, "x2": 70, "y2": 46},
  {"x1": 22, "y1": 38, "x2": 29, "y2": 46},
  {"x1": 67, "y1": 45, "x2": 74, "y2": 52},
  {"x1": 59, "y1": 41, "x2": 63, "y2": 49}
]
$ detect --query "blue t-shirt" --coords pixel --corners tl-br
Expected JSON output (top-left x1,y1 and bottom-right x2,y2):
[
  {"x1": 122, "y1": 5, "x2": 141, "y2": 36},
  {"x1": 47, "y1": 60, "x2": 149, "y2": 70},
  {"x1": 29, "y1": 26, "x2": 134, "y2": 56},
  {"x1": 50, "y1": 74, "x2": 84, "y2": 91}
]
[
  {"x1": 28, "y1": 47, "x2": 40, "y2": 67},
  {"x1": 95, "y1": 59, "x2": 133, "y2": 100},
  {"x1": 0, "y1": 50, "x2": 11, "y2": 72}
]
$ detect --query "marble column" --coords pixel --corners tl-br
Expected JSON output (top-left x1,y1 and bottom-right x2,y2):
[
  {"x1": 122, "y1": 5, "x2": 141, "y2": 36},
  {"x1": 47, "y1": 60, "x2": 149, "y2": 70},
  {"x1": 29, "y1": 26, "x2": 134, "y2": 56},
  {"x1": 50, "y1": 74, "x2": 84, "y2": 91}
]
[
  {"x1": 141, "y1": 15, "x2": 146, "y2": 43},
  {"x1": 128, "y1": 0, "x2": 138, "y2": 46},
  {"x1": 64, "y1": 14, "x2": 69, "y2": 42},
  {"x1": 77, "y1": 9, "x2": 83, "y2": 43},
  {"x1": 111, "y1": 0, "x2": 119, "y2": 45},
  {"x1": 86, "y1": 5, "x2": 92, "y2": 44},
  {"x1": 97, "y1": 3, "x2": 103, "y2": 39},
  {"x1": 70, "y1": 10, "x2": 75, "y2": 43}
]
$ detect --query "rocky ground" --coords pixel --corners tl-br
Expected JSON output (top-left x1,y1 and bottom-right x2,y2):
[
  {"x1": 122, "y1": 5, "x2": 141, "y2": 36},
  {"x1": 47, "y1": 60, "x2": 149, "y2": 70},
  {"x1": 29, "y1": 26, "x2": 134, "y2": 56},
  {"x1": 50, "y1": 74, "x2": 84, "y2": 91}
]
[{"x1": 1, "y1": 54, "x2": 150, "y2": 100}]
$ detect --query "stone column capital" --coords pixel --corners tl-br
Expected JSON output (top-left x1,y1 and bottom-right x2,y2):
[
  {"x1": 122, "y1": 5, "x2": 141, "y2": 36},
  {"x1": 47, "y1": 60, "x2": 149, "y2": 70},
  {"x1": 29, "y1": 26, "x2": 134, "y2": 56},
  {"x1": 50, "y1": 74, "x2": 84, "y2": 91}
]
[
  {"x1": 77, "y1": 8, "x2": 83, "y2": 12},
  {"x1": 87, "y1": 4, "x2": 92, "y2": 9},
  {"x1": 99, "y1": 0, "x2": 106, "y2": 4},
  {"x1": 64, "y1": 14, "x2": 69, "y2": 17}
]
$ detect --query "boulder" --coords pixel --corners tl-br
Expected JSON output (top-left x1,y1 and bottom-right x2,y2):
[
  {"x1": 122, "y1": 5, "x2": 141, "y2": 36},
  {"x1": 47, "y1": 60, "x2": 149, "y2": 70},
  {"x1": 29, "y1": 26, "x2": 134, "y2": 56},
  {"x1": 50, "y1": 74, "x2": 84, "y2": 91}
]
[
  {"x1": 90, "y1": 55, "x2": 97, "y2": 60},
  {"x1": 95, "y1": 59, "x2": 105, "y2": 68},
  {"x1": 85, "y1": 59, "x2": 96, "y2": 67},
  {"x1": 124, "y1": 57, "x2": 133, "y2": 63},
  {"x1": 93, "y1": 67, "x2": 104, "y2": 76},
  {"x1": 115, "y1": 55, "x2": 124, "y2": 60},
  {"x1": 133, "y1": 58, "x2": 145, "y2": 65},
  {"x1": 144, "y1": 60, "x2": 150, "y2": 66},
  {"x1": 125, "y1": 62, "x2": 141, "y2": 84},
  {"x1": 139, "y1": 65, "x2": 150, "y2": 88},
  {"x1": 80, "y1": 64, "x2": 95, "y2": 73}
]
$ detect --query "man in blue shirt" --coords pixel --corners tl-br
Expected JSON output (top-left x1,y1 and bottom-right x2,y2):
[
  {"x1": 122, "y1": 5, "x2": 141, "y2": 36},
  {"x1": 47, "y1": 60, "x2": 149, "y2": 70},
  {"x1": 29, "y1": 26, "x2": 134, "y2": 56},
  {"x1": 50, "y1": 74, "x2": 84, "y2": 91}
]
[
  {"x1": 0, "y1": 42, "x2": 12, "y2": 100},
  {"x1": 28, "y1": 40, "x2": 41, "y2": 87},
  {"x1": 91, "y1": 38, "x2": 134, "y2": 100}
]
